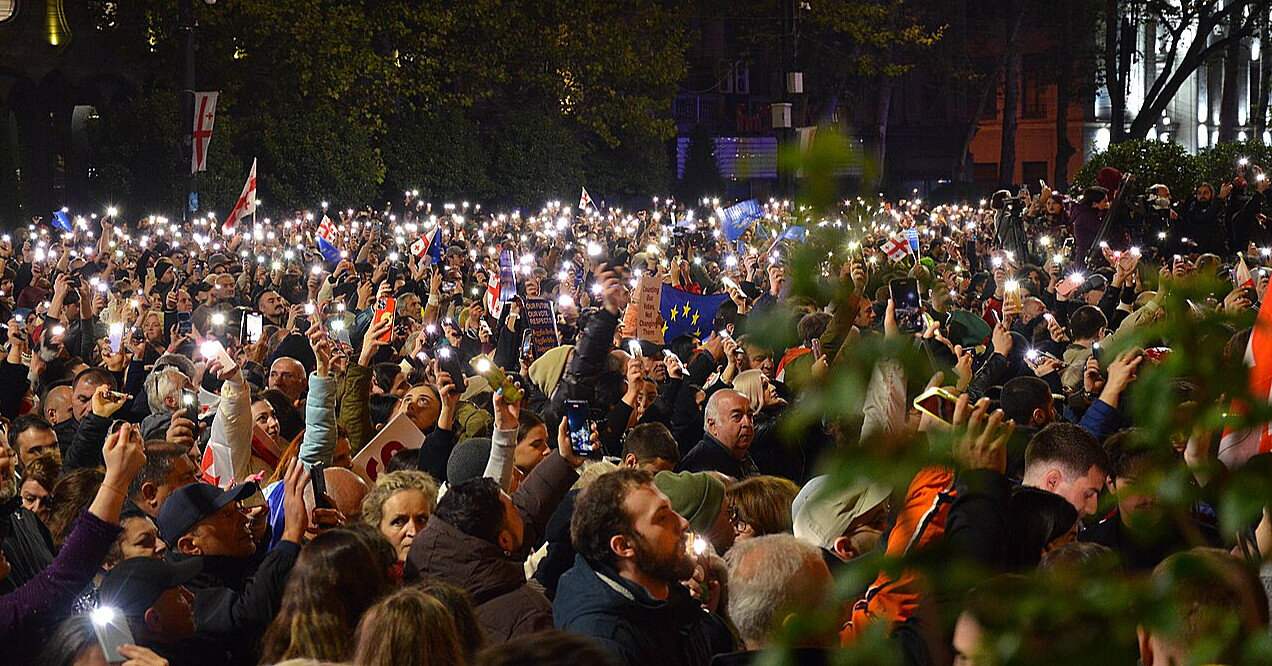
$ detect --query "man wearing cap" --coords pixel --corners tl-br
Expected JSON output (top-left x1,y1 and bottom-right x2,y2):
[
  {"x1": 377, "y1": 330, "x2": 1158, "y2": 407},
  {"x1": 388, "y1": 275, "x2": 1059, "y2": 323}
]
[
  {"x1": 792, "y1": 475, "x2": 892, "y2": 571},
  {"x1": 653, "y1": 470, "x2": 734, "y2": 555},
  {"x1": 156, "y1": 461, "x2": 309, "y2": 665},
  {"x1": 678, "y1": 390, "x2": 758, "y2": 480},
  {"x1": 97, "y1": 556, "x2": 205, "y2": 664}
]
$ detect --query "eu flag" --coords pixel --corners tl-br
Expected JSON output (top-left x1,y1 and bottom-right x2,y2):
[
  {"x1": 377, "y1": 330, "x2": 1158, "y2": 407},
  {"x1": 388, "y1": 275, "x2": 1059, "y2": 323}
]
[
  {"x1": 52, "y1": 210, "x2": 73, "y2": 233},
  {"x1": 719, "y1": 199, "x2": 763, "y2": 242},
  {"x1": 659, "y1": 285, "x2": 729, "y2": 342}
]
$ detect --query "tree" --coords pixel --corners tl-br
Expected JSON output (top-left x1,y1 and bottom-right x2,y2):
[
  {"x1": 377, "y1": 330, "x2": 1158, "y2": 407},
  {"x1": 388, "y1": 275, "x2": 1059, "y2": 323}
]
[
  {"x1": 1105, "y1": 0, "x2": 1272, "y2": 142},
  {"x1": 678, "y1": 124, "x2": 724, "y2": 202}
]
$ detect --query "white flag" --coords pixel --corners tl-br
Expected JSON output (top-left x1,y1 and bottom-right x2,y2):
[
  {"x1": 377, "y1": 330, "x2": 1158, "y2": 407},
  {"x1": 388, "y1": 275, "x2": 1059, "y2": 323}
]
[{"x1": 192, "y1": 92, "x2": 219, "y2": 174}]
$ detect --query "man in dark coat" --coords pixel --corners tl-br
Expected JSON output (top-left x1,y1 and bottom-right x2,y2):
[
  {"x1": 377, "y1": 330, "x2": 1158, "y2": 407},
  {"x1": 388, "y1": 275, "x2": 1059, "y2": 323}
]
[
  {"x1": 407, "y1": 449, "x2": 579, "y2": 643},
  {"x1": 554, "y1": 468, "x2": 734, "y2": 666},
  {"x1": 156, "y1": 475, "x2": 306, "y2": 666},
  {"x1": 678, "y1": 389, "x2": 758, "y2": 479}
]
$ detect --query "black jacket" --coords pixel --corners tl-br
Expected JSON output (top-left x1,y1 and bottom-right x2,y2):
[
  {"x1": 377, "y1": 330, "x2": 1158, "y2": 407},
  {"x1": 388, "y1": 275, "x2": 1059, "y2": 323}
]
[
  {"x1": 554, "y1": 555, "x2": 734, "y2": 666},
  {"x1": 0, "y1": 497, "x2": 54, "y2": 594},
  {"x1": 65, "y1": 413, "x2": 112, "y2": 470},
  {"x1": 1078, "y1": 509, "x2": 1221, "y2": 572},
  {"x1": 678, "y1": 434, "x2": 758, "y2": 479},
  {"x1": 168, "y1": 541, "x2": 301, "y2": 666}
]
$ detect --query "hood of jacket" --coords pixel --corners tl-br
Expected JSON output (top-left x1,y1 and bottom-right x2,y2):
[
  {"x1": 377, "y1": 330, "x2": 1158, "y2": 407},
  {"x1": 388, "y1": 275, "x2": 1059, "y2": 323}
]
[{"x1": 407, "y1": 515, "x2": 526, "y2": 605}]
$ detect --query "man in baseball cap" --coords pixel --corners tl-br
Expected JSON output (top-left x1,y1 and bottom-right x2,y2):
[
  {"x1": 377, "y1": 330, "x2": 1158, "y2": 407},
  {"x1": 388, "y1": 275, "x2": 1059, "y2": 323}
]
[
  {"x1": 154, "y1": 464, "x2": 311, "y2": 664},
  {"x1": 157, "y1": 481, "x2": 259, "y2": 558},
  {"x1": 97, "y1": 557, "x2": 202, "y2": 659},
  {"x1": 792, "y1": 475, "x2": 891, "y2": 569}
]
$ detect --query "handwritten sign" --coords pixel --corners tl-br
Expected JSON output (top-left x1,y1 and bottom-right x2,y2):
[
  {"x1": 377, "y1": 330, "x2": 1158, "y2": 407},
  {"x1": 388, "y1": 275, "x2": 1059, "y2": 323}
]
[
  {"x1": 522, "y1": 297, "x2": 559, "y2": 359},
  {"x1": 635, "y1": 275, "x2": 664, "y2": 343},
  {"x1": 352, "y1": 413, "x2": 426, "y2": 483}
]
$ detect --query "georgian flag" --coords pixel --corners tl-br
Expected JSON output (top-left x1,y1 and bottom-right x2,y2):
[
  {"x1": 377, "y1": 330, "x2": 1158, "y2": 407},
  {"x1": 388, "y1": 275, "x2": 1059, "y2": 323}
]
[
  {"x1": 411, "y1": 226, "x2": 443, "y2": 265},
  {"x1": 880, "y1": 236, "x2": 911, "y2": 262},
  {"x1": 192, "y1": 92, "x2": 219, "y2": 174},
  {"x1": 223, "y1": 158, "x2": 257, "y2": 235},
  {"x1": 579, "y1": 187, "x2": 596, "y2": 213},
  {"x1": 316, "y1": 215, "x2": 341, "y2": 264},
  {"x1": 1237, "y1": 253, "x2": 1255, "y2": 289}
]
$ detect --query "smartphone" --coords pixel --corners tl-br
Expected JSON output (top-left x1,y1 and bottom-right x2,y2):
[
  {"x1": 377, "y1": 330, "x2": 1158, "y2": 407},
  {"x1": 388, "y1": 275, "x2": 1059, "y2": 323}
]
[
  {"x1": 200, "y1": 339, "x2": 237, "y2": 373},
  {"x1": 310, "y1": 462, "x2": 331, "y2": 509},
  {"x1": 913, "y1": 386, "x2": 959, "y2": 425},
  {"x1": 90, "y1": 606, "x2": 135, "y2": 665},
  {"x1": 181, "y1": 389, "x2": 200, "y2": 422},
  {"x1": 889, "y1": 278, "x2": 923, "y2": 333},
  {"x1": 373, "y1": 297, "x2": 396, "y2": 343},
  {"x1": 177, "y1": 311, "x2": 192, "y2": 336},
  {"x1": 1091, "y1": 342, "x2": 1103, "y2": 363},
  {"x1": 107, "y1": 323, "x2": 125, "y2": 354},
  {"x1": 435, "y1": 345, "x2": 468, "y2": 393},
  {"x1": 565, "y1": 399, "x2": 599, "y2": 458},
  {"x1": 627, "y1": 340, "x2": 643, "y2": 358},
  {"x1": 242, "y1": 312, "x2": 263, "y2": 345}
]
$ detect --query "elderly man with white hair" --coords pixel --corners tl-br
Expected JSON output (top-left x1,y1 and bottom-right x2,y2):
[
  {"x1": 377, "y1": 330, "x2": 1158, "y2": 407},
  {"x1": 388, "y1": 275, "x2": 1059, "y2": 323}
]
[
  {"x1": 677, "y1": 389, "x2": 758, "y2": 479},
  {"x1": 716, "y1": 534, "x2": 835, "y2": 665}
]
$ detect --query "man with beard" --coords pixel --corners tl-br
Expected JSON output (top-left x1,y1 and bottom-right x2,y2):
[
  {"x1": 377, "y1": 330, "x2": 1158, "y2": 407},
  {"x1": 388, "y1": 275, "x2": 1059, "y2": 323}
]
[{"x1": 554, "y1": 468, "x2": 735, "y2": 666}]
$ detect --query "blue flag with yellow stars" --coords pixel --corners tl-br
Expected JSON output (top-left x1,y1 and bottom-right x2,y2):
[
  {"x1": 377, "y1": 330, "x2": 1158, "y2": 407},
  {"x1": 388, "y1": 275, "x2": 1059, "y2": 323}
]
[{"x1": 659, "y1": 285, "x2": 729, "y2": 342}]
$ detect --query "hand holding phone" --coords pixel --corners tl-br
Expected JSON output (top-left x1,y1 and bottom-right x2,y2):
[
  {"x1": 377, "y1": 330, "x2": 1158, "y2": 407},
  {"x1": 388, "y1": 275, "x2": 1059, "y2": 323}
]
[
  {"x1": 310, "y1": 462, "x2": 331, "y2": 509},
  {"x1": 565, "y1": 399, "x2": 600, "y2": 458},
  {"x1": 373, "y1": 297, "x2": 396, "y2": 344},
  {"x1": 913, "y1": 386, "x2": 958, "y2": 425}
]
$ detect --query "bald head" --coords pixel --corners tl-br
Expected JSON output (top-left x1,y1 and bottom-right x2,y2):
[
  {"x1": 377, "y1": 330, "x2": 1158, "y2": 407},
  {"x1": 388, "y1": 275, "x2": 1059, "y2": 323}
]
[
  {"x1": 43, "y1": 386, "x2": 73, "y2": 425},
  {"x1": 323, "y1": 467, "x2": 369, "y2": 522},
  {"x1": 268, "y1": 357, "x2": 307, "y2": 403}
]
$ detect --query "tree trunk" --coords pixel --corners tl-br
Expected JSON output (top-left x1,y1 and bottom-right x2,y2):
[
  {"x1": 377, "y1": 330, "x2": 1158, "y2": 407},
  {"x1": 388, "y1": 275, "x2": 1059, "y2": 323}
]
[
  {"x1": 1105, "y1": 0, "x2": 1126, "y2": 143},
  {"x1": 1000, "y1": 48, "x2": 1020, "y2": 187},
  {"x1": 871, "y1": 74, "x2": 894, "y2": 191},
  {"x1": 1220, "y1": 4, "x2": 1242, "y2": 143},
  {"x1": 1255, "y1": 18, "x2": 1271, "y2": 140},
  {"x1": 957, "y1": 5, "x2": 1026, "y2": 182},
  {"x1": 1055, "y1": 15, "x2": 1075, "y2": 190}
]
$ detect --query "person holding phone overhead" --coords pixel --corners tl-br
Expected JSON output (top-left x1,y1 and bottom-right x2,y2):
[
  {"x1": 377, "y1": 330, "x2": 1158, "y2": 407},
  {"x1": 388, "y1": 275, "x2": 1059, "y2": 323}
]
[{"x1": 0, "y1": 422, "x2": 146, "y2": 659}]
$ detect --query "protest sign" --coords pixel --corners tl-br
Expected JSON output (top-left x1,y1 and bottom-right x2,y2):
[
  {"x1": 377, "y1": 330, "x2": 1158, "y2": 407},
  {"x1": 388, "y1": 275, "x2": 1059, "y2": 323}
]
[
  {"x1": 352, "y1": 413, "x2": 426, "y2": 483},
  {"x1": 522, "y1": 297, "x2": 559, "y2": 358},
  {"x1": 635, "y1": 274, "x2": 665, "y2": 343}
]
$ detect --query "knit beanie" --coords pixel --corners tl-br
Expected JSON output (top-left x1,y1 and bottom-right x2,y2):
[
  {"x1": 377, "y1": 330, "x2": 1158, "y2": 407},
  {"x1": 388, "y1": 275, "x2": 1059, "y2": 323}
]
[
  {"x1": 653, "y1": 471, "x2": 726, "y2": 534},
  {"x1": 446, "y1": 438, "x2": 492, "y2": 486}
]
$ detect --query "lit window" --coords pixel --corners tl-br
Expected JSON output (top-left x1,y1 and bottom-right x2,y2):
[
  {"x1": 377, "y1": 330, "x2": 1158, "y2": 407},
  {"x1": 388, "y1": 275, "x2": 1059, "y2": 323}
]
[{"x1": 0, "y1": 0, "x2": 16, "y2": 22}]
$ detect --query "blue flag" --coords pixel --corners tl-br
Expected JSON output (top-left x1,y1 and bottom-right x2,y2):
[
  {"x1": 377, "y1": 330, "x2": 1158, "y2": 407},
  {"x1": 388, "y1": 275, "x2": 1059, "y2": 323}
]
[
  {"x1": 412, "y1": 226, "x2": 444, "y2": 265},
  {"x1": 659, "y1": 285, "x2": 729, "y2": 342},
  {"x1": 52, "y1": 211, "x2": 72, "y2": 233},
  {"x1": 904, "y1": 228, "x2": 920, "y2": 253},
  {"x1": 782, "y1": 226, "x2": 807, "y2": 242},
  {"x1": 719, "y1": 199, "x2": 763, "y2": 242}
]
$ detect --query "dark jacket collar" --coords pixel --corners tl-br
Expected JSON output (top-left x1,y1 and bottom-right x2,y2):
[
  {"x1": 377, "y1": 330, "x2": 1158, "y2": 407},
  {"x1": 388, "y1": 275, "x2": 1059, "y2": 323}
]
[{"x1": 407, "y1": 515, "x2": 526, "y2": 605}]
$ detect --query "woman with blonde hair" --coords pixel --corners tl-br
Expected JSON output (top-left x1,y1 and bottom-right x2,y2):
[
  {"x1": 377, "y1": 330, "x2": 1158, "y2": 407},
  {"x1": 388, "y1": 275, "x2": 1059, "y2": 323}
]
[
  {"x1": 729, "y1": 370, "x2": 801, "y2": 480},
  {"x1": 353, "y1": 587, "x2": 466, "y2": 666},
  {"x1": 361, "y1": 469, "x2": 440, "y2": 562}
]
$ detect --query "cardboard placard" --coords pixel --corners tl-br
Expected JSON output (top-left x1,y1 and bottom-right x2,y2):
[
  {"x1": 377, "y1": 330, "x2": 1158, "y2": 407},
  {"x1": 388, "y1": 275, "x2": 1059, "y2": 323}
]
[
  {"x1": 635, "y1": 275, "x2": 664, "y2": 343},
  {"x1": 522, "y1": 297, "x2": 559, "y2": 359},
  {"x1": 352, "y1": 413, "x2": 426, "y2": 483}
]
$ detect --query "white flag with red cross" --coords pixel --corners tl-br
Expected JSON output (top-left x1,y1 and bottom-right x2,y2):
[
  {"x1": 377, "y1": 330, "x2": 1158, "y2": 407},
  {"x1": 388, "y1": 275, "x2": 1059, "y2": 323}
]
[
  {"x1": 223, "y1": 158, "x2": 257, "y2": 235},
  {"x1": 192, "y1": 92, "x2": 218, "y2": 174}
]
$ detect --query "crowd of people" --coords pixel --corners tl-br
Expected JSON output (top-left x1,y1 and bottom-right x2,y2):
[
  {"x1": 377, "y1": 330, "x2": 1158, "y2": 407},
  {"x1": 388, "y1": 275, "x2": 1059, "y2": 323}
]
[{"x1": 0, "y1": 164, "x2": 1270, "y2": 666}]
